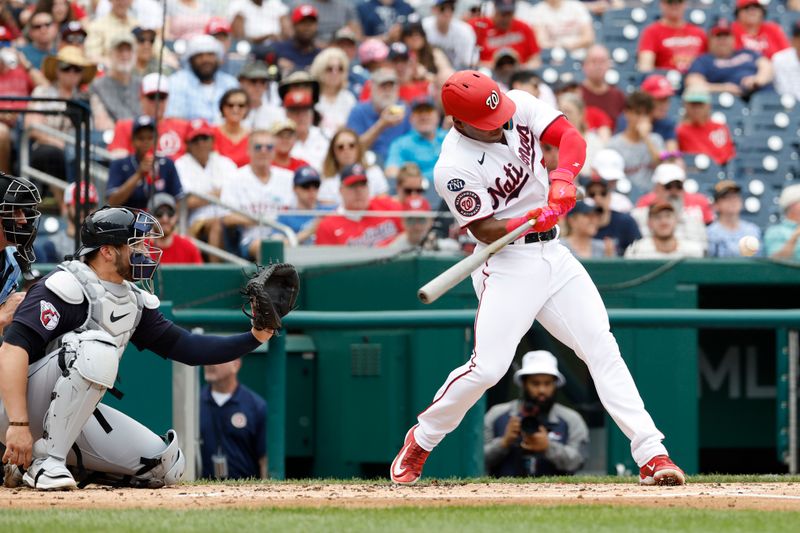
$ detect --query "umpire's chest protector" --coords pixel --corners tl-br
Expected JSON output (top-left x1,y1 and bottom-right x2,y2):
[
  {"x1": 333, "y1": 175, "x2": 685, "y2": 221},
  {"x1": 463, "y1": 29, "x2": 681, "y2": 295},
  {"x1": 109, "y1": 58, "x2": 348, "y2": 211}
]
[{"x1": 45, "y1": 261, "x2": 160, "y2": 356}]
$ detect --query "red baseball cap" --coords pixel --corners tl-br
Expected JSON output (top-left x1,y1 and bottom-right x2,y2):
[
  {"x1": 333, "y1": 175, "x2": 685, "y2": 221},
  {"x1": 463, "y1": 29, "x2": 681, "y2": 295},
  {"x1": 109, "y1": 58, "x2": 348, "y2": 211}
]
[
  {"x1": 710, "y1": 18, "x2": 733, "y2": 36},
  {"x1": 205, "y1": 17, "x2": 231, "y2": 36},
  {"x1": 441, "y1": 70, "x2": 516, "y2": 130},
  {"x1": 291, "y1": 4, "x2": 318, "y2": 24},
  {"x1": 736, "y1": 0, "x2": 764, "y2": 12},
  {"x1": 341, "y1": 163, "x2": 368, "y2": 186},
  {"x1": 186, "y1": 118, "x2": 214, "y2": 142},
  {"x1": 641, "y1": 74, "x2": 675, "y2": 99},
  {"x1": 283, "y1": 89, "x2": 314, "y2": 109}
]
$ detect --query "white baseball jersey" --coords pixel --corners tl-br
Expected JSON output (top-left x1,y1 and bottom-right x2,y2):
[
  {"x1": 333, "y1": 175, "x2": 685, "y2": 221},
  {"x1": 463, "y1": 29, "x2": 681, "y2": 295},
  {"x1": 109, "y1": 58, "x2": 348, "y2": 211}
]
[{"x1": 434, "y1": 90, "x2": 563, "y2": 229}]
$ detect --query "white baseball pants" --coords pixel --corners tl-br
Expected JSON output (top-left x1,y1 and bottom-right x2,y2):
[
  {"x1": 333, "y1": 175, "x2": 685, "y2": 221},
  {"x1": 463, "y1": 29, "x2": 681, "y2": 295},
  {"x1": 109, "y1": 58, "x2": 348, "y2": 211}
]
[{"x1": 414, "y1": 239, "x2": 668, "y2": 467}]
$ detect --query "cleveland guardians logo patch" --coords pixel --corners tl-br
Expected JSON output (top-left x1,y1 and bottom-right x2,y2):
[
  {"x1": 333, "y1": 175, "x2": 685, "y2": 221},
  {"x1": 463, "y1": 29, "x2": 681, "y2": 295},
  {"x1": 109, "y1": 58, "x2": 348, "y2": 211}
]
[
  {"x1": 40, "y1": 300, "x2": 60, "y2": 331},
  {"x1": 447, "y1": 178, "x2": 465, "y2": 192},
  {"x1": 455, "y1": 191, "x2": 481, "y2": 217}
]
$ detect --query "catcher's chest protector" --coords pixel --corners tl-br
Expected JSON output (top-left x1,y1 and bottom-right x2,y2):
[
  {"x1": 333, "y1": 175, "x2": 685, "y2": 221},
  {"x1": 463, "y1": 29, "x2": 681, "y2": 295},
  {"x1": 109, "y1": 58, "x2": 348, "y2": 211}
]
[{"x1": 45, "y1": 261, "x2": 159, "y2": 357}]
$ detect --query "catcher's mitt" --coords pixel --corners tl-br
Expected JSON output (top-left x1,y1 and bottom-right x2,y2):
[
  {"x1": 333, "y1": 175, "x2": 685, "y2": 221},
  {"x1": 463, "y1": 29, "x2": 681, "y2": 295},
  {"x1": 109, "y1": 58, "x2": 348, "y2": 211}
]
[{"x1": 242, "y1": 263, "x2": 299, "y2": 331}]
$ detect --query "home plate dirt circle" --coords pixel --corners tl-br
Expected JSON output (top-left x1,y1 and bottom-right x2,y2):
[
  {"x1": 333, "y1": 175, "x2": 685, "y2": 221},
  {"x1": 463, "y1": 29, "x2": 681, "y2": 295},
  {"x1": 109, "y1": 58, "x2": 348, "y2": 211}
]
[{"x1": 4, "y1": 482, "x2": 800, "y2": 511}]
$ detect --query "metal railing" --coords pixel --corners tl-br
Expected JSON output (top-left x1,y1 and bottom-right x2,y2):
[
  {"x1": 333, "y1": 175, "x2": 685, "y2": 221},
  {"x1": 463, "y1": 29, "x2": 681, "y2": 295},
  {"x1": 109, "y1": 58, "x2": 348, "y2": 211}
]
[{"x1": 171, "y1": 307, "x2": 800, "y2": 476}]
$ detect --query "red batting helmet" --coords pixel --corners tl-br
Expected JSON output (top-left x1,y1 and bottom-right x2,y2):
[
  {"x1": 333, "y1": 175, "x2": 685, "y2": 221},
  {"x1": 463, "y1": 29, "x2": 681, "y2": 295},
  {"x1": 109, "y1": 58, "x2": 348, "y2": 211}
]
[{"x1": 441, "y1": 70, "x2": 516, "y2": 130}]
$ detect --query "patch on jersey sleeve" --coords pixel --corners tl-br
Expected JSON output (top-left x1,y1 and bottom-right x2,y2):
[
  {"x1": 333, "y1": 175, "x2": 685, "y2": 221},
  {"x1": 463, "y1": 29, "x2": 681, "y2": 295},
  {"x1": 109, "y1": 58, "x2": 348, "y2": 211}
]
[
  {"x1": 454, "y1": 191, "x2": 482, "y2": 217},
  {"x1": 40, "y1": 300, "x2": 60, "y2": 331},
  {"x1": 446, "y1": 178, "x2": 465, "y2": 192}
]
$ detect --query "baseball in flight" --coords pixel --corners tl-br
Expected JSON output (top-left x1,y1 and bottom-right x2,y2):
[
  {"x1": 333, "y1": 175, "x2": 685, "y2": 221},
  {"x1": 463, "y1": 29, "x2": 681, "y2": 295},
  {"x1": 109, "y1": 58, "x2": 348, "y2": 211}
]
[{"x1": 738, "y1": 235, "x2": 760, "y2": 257}]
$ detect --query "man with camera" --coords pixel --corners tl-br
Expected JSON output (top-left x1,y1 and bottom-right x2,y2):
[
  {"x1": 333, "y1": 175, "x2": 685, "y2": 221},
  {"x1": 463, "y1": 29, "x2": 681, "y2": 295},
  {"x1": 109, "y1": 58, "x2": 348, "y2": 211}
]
[{"x1": 484, "y1": 350, "x2": 589, "y2": 477}]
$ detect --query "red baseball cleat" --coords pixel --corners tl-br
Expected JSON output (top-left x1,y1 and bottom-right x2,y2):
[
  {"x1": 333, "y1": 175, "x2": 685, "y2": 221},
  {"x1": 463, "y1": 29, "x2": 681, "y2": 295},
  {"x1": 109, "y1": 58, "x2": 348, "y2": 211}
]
[
  {"x1": 639, "y1": 455, "x2": 686, "y2": 486},
  {"x1": 390, "y1": 425, "x2": 430, "y2": 485}
]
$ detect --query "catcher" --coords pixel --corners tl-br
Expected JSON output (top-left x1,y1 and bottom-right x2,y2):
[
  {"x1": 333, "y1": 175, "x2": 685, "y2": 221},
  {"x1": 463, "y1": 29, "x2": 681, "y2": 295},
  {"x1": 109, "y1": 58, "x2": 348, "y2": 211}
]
[{"x1": 0, "y1": 206, "x2": 298, "y2": 490}]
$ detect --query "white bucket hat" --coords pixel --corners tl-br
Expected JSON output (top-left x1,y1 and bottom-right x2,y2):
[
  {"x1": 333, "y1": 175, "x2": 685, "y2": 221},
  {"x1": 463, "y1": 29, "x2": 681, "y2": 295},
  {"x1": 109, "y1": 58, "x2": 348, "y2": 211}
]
[{"x1": 513, "y1": 350, "x2": 566, "y2": 387}]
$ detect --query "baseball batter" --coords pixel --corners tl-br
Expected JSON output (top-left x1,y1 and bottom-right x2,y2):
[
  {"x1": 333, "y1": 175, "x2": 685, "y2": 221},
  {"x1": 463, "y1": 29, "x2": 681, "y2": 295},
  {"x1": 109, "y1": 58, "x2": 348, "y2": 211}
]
[
  {"x1": 0, "y1": 207, "x2": 275, "y2": 490},
  {"x1": 390, "y1": 71, "x2": 685, "y2": 486}
]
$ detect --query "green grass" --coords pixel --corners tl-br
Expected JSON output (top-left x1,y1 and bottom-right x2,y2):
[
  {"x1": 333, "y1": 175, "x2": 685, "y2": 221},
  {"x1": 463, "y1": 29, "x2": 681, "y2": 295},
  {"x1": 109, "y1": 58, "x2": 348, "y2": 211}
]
[
  {"x1": 188, "y1": 473, "x2": 800, "y2": 485},
  {"x1": 1, "y1": 506, "x2": 797, "y2": 533}
]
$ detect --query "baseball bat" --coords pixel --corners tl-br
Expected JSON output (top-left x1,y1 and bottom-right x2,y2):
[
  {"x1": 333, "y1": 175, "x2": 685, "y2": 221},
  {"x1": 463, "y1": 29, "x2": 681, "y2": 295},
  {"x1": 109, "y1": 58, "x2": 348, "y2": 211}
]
[{"x1": 417, "y1": 219, "x2": 535, "y2": 304}]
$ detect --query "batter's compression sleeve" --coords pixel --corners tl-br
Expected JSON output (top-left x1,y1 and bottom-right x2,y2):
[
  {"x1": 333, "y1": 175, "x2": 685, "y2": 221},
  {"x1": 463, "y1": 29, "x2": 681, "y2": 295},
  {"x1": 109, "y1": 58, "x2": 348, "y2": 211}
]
[
  {"x1": 540, "y1": 116, "x2": 587, "y2": 178},
  {"x1": 145, "y1": 324, "x2": 262, "y2": 366},
  {"x1": 544, "y1": 407, "x2": 590, "y2": 473}
]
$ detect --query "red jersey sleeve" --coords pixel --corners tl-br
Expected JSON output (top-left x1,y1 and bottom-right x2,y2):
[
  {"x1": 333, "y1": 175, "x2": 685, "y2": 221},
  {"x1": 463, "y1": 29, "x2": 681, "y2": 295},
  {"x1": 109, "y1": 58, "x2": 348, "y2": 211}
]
[
  {"x1": 108, "y1": 120, "x2": 133, "y2": 152},
  {"x1": 638, "y1": 23, "x2": 659, "y2": 53}
]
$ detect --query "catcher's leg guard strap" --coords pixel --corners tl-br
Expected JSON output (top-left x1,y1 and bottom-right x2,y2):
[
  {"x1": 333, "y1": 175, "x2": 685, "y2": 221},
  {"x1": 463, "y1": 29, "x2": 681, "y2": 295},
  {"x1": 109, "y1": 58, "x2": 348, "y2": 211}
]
[{"x1": 131, "y1": 430, "x2": 185, "y2": 488}]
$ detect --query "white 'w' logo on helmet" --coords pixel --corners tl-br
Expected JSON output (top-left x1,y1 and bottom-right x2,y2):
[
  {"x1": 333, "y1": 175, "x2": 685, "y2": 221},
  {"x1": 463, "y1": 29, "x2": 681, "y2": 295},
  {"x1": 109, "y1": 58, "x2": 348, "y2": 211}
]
[{"x1": 485, "y1": 90, "x2": 499, "y2": 110}]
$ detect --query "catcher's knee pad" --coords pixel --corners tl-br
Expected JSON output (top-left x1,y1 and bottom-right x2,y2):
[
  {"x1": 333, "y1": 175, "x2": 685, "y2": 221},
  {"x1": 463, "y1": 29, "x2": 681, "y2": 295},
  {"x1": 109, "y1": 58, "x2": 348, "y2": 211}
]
[
  {"x1": 131, "y1": 430, "x2": 185, "y2": 488},
  {"x1": 71, "y1": 330, "x2": 119, "y2": 389}
]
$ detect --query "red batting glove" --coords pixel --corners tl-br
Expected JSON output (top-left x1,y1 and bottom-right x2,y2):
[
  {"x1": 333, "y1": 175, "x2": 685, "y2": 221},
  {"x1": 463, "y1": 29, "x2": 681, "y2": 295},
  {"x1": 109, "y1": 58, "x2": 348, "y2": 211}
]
[
  {"x1": 548, "y1": 168, "x2": 577, "y2": 215},
  {"x1": 527, "y1": 206, "x2": 561, "y2": 232}
]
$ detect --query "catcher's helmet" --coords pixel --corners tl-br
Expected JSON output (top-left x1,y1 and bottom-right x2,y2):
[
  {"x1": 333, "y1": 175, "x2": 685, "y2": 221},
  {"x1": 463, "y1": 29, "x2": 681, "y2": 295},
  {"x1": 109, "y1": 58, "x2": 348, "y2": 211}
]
[
  {"x1": 76, "y1": 206, "x2": 163, "y2": 291},
  {"x1": 441, "y1": 70, "x2": 516, "y2": 130},
  {"x1": 0, "y1": 173, "x2": 42, "y2": 264}
]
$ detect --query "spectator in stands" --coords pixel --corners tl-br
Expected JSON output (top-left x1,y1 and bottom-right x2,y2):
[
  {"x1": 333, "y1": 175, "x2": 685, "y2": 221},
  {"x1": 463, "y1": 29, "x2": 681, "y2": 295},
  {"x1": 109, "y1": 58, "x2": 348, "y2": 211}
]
[
  {"x1": 470, "y1": 0, "x2": 541, "y2": 68},
  {"x1": 347, "y1": 67, "x2": 411, "y2": 163},
  {"x1": 276, "y1": 165, "x2": 333, "y2": 244},
  {"x1": 108, "y1": 73, "x2": 190, "y2": 161},
  {"x1": 580, "y1": 45, "x2": 626, "y2": 125},
  {"x1": 0, "y1": 2, "x2": 21, "y2": 43},
  {"x1": 167, "y1": 35, "x2": 238, "y2": 123},
  {"x1": 175, "y1": 119, "x2": 235, "y2": 254},
  {"x1": 25, "y1": 0, "x2": 87, "y2": 29},
  {"x1": 310, "y1": 47, "x2": 357, "y2": 137},
  {"x1": 423, "y1": 0, "x2": 477, "y2": 70},
  {"x1": 509, "y1": 69, "x2": 557, "y2": 108},
  {"x1": 221, "y1": 129, "x2": 295, "y2": 259},
  {"x1": 228, "y1": 0, "x2": 290, "y2": 44},
  {"x1": 165, "y1": 0, "x2": 212, "y2": 41},
  {"x1": 289, "y1": 0, "x2": 362, "y2": 45},
  {"x1": 765, "y1": 184, "x2": 800, "y2": 260},
  {"x1": 733, "y1": 0, "x2": 790, "y2": 59},
  {"x1": 558, "y1": 93, "x2": 606, "y2": 176},
  {"x1": 606, "y1": 92, "x2": 664, "y2": 192},
  {"x1": 200, "y1": 359, "x2": 267, "y2": 480},
  {"x1": 271, "y1": 119, "x2": 310, "y2": 172},
  {"x1": 356, "y1": 38, "x2": 390, "y2": 78},
  {"x1": 706, "y1": 180, "x2": 761, "y2": 258},
  {"x1": 26, "y1": 45, "x2": 95, "y2": 199},
  {"x1": 359, "y1": 42, "x2": 432, "y2": 105},
  {"x1": 484, "y1": 350, "x2": 589, "y2": 478},
  {"x1": 385, "y1": 97, "x2": 446, "y2": 196},
  {"x1": 773, "y1": 21, "x2": 800, "y2": 101},
  {"x1": 554, "y1": 79, "x2": 613, "y2": 137},
  {"x1": 0, "y1": 48, "x2": 38, "y2": 173},
  {"x1": 492, "y1": 48, "x2": 520, "y2": 92},
  {"x1": 521, "y1": 0, "x2": 594, "y2": 52},
  {"x1": 275, "y1": 5, "x2": 322, "y2": 73},
  {"x1": 632, "y1": 162, "x2": 711, "y2": 250},
  {"x1": 562, "y1": 201, "x2": 611, "y2": 258},
  {"x1": 84, "y1": 0, "x2": 140, "y2": 64},
  {"x1": 148, "y1": 193, "x2": 203, "y2": 264},
  {"x1": 582, "y1": 169, "x2": 641, "y2": 256},
  {"x1": 617, "y1": 75, "x2": 679, "y2": 152},
  {"x1": 131, "y1": 25, "x2": 169, "y2": 77},
  {"x1": 320, "y1": 127, "x2": 389, "y2": 205},
  {"x1": 686, "y1": 18, "x2": 774, "y2": 97},
  {"x1": 332, "y1": 28, "x2": 369, "y2": 97},
  {"x1": 676, "y1": 86, "x2": 736, "y2": 166},
  {"x1": 89, "y1": 33, "x2": 140, "y2": 131},
  {"x1": 19, "y1": 10, "x2": 58, "y2": 71},
  {"x1": 315, "y1": 163, "x2": 404, "y2": 246},
  {"x1": 637, "y1": 0, "x2": 707, "y2": 73},
  {"x1": 394, "y1": 162, "x2": 427, "y2": 204},
  {"x1": 391, "y1": 196, "x2": 433, "y2": 249},
  {"x1": 357, "y1": 0, "x2": 415, "y2": 39},
  {"x1": 585, "y1": 148, "x2": 634, "y2": 213},
  {"x1": 60, "y1": 21, "x2": 87, "y2": 50},
  {"x1": 402, "y1": 17, "x2": 454, "y2": 83},
  {"x1": 284, "y1": 89, "x2": 330, "y2": 172},
  {"x1": 625, "y1": 202, "x2": 704, "y2": 258},
  {"x1": 238, "y1": 61, "x2": 282, "y2": 131},
  {"x1": 48, "y1": 181, "x2": 98, "y2": 262},
  {"x1": 107, "y1": 115, "x2": 184, "y2": 210},
  {"x1": 213, "y1": 88, "x2": 251, "y2": 168}
]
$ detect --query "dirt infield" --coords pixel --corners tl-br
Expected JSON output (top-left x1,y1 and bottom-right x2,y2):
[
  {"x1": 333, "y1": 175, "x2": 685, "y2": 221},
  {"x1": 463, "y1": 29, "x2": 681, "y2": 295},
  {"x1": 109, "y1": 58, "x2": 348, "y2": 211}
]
[{"x1": 3, "y1": 482, "x2": 800, "y2": 511}]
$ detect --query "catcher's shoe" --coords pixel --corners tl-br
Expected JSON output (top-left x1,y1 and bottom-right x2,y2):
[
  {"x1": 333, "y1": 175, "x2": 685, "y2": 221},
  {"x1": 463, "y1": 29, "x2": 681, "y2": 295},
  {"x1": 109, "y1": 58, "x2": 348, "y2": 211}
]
[
  {"x1": 23, "y1": 456, "x2": 77, "y2": 491},
  {"x1": 390, "y1": 425, "x2": 430, "y2": 485},
  {"x1": 639, "y1": 455, "x2": 686, "y2": 486},
  {"x1": 3, "y1": 463, "x2": 23, "y2": 488}
]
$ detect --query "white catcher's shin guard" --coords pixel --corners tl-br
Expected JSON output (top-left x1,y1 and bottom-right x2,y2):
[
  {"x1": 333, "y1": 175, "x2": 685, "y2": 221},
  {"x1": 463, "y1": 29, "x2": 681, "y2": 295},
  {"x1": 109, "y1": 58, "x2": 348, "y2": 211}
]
[{"x1": 24, "y1": 332, "x2": 119, "y2": 491}]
